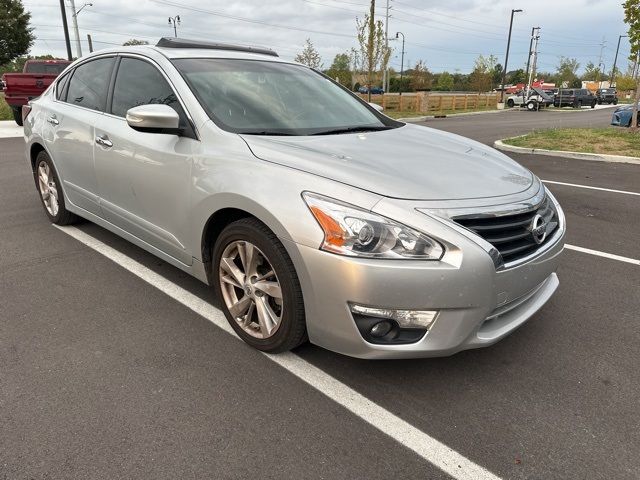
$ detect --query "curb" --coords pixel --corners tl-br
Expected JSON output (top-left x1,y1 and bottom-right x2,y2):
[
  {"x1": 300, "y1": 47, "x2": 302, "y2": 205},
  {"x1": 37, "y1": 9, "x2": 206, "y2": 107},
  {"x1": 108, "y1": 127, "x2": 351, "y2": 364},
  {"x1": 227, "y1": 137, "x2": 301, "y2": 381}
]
[
  {"x1": 494, "y1": 138, "x2": 640, "y2": 165},
  {"x1": 398, "y1": 109, "x2": 505, "y2": 123}
]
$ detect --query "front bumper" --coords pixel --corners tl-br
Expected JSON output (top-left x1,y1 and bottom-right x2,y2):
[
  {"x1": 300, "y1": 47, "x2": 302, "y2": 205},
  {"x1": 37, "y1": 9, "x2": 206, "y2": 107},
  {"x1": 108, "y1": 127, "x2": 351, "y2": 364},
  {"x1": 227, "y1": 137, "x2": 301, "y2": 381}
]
[{"x1": 285, "y1": 205, "x2": 565, "y2": 359}]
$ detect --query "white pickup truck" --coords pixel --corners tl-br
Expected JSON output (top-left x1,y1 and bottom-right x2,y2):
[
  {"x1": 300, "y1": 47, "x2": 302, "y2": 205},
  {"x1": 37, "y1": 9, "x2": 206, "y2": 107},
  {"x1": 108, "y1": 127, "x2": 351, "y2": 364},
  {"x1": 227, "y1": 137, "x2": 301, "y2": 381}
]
[{"x1": 506, "y1": 87, "x2": 554, "y2": 111}]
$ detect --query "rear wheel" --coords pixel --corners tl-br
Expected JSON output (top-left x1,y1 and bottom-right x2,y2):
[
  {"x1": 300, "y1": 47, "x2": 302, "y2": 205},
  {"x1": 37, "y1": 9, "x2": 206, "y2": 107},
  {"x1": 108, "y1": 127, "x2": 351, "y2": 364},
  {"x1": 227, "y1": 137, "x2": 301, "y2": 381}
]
[
  {"x1": 506, "y1": 99, "x2": 515, "y2": 108},
  {"x1": 12, "y1": 107, "x2": 23, "y2": 126},
  {"x1": 591, "y1": 101, "x2": 596, "y2": 109},
  {"x1": 34, "y1": 151, "x2": 79, "y2": 225},
  {"x1": 213, "y1": 218, "x2": 307, "y2": 353},
  {"x1": 526, "y1": 100, "x2": 537, "y2": 111}
]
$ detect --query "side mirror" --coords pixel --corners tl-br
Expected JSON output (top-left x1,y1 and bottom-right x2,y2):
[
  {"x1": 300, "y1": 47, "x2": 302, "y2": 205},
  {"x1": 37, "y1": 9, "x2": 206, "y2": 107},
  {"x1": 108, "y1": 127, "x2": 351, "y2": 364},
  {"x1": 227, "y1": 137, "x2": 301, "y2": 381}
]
[
  {"x1": 126, "y1": 104, "x2": 180, "y2": 134},
  {"x1": 369, "y1": 102, "x2": 384, "y2": 112}
]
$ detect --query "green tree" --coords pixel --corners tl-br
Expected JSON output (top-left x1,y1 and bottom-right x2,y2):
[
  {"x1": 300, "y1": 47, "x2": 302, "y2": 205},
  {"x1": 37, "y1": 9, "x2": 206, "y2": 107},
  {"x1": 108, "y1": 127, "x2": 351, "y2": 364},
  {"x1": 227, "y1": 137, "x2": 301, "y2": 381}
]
[
  {"x1": 582, "y1": 61, "x2": 600, "y2": 80},
  {"x1": 435, "y1": 71, "x2": 453, "y2": 91},
  {"x1": 123, "y1": 39, "x2": 149, "y2": 46},
  {"x1": 556, "y1": 57, "x2": 580, "y2": 87},
  {"x1": 0, "y1": 0, "x2": 35, "y2": 66},
  {"x1": 623, "y1": 0, "x2": 640, "y2": 130},
  {"x1": 409, "y1": 60, "x2": 432, "y2": 91},
  {"x1": 508, "y1": 69, "x2": 526, "y2": 84},
  {"x1": 469, "y1": 54, "x2": 495, "y2": 92},
  {"x1": 294, "y1": 38, "x2": 322, "y2": 69},
  {"x1": 325, "y1": 52, "x2": 352, "y2": 86},
  {"x1": 353, "y1": 1, "x2": 390, "y2": 99}
]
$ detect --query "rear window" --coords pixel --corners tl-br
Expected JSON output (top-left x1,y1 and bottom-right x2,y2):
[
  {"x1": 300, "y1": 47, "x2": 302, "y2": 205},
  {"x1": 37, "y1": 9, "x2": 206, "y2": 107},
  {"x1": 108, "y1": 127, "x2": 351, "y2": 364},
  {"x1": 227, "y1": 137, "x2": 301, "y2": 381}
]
[{"x1": 25, "y1": 62, "x2": 69, "y2": 75}]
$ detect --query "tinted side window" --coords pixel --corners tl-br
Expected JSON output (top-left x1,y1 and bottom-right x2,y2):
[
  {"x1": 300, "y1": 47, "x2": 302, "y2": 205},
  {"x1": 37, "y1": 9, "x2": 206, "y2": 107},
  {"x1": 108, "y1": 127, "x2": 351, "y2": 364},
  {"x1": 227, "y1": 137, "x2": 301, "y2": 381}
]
[
  {"x1": 66, "y1": 57, "x2": 114, "y2": 112},
  {"x1": 111, "y1": 58, "x2": 182, "y2": 119},
  {"x1": 56, "y1": 72, "x2": 70, "y2": 101}
]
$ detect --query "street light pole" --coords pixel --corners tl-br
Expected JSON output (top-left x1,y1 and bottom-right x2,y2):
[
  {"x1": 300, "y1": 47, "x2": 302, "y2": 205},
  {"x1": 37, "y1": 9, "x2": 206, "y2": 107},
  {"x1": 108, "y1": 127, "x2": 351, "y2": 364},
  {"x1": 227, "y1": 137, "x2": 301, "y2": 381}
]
[
  {"x1": 395, "y1": 31, "x2": 405, "y2": 94},
  {"x1": 500, "y1": 8, "x2": 522, "y2": 103},
  {"x1": 168, "y1": 15, "x2": 181, "y2": 38},
  {"x1": 611, "y1": 35, "x2": 628, "y2": 87}
]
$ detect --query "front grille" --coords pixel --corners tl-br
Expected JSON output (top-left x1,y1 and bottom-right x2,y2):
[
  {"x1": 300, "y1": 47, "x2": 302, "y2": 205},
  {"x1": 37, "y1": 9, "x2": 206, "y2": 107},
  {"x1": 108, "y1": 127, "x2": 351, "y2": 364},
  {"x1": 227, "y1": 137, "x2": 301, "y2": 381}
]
[{"x1": 453, "y1": 196, "x2": 559, "y2": 264}]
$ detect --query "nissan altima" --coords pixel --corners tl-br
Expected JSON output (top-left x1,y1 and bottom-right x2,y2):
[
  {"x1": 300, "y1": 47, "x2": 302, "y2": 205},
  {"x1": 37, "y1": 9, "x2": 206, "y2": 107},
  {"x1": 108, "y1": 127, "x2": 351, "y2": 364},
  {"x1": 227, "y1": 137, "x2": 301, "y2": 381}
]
[{"x1": 23, "y1": 37, "x2": 565, "y2": 359}]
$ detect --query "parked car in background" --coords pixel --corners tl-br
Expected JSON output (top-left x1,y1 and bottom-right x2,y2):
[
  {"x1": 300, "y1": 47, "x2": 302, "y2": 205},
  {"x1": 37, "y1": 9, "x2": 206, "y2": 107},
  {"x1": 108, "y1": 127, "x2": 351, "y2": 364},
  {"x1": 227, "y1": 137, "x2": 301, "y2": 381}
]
[
  {"x1": 24, "y1": 38, "x2": 565, "y2": 359},
  {"x1": 553, "y1": 88, "x2": 596, "y2": 108},
  {"x1": 358, "y1": 86, "x2": 384, "y2": 95},
  {"x1": 506, "y1": 87, "x2": 553, "y2": 111},
  {"x1": 610, "y1": 103, "x2": 639, "y2": 127},
  {"x1": 596, "y1": 88, "x2": 618, "y2": 105},
  {"x1": 2, "y1": 59, "x2": 71, "y2": 126}
]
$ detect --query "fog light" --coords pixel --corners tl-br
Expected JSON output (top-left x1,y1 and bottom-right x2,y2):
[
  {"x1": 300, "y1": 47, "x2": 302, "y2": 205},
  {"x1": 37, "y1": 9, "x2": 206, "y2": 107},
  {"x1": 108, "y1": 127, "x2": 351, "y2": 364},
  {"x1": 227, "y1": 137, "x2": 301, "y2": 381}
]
[
  {"x1": 350, "y1": 303, "x2": 438, "y2": 329},
  {"x1": 370, "y1": 321, "x2": 393, "y2": 338}
]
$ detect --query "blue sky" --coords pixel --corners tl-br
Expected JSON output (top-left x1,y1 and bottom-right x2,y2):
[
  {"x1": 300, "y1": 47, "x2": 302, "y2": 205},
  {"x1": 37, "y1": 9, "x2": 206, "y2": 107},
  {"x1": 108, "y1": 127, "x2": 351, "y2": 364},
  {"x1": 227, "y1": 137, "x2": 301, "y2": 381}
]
[{"x1": 23, "y1": 0, "x2": 631, "y2": 75}]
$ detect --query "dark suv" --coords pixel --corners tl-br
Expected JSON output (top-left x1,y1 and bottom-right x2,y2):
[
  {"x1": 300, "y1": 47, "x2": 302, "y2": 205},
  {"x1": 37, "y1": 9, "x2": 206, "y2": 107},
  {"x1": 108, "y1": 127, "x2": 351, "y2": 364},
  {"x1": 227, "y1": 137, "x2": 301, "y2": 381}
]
[
  {"x1": 596, "y1": 88, "x2": 618, "y2": 105},
  {"x1": 554, "y1": 88, "x2": 596, "y2": 108}
]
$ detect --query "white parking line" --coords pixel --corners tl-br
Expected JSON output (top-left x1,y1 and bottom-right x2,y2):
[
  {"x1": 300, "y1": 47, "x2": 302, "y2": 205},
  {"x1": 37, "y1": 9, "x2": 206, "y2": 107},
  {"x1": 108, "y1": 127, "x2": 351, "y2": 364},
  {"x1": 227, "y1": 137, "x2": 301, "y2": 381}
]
[
  {"x1": 55, "y1": 225, "x2": 501, "y2": 480},
  {"x1": 542, "y1": 180, "x2": 640, "y2": 197},
  {"x1": 565, "y1": 244, "x2": 640, "y2": 266}
]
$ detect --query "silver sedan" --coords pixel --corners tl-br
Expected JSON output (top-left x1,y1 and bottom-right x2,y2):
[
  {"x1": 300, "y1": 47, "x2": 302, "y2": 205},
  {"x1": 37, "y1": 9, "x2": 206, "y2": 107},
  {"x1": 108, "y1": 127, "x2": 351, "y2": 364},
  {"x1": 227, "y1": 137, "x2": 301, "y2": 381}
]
[{"x1": 24, "y1": 37, "x2": 565, "y2": 359}]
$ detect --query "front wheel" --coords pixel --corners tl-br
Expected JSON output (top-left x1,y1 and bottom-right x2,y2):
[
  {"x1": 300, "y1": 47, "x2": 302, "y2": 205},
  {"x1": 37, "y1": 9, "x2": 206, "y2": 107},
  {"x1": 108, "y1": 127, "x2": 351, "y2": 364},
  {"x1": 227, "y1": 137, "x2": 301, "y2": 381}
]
[
  {"x1": 591, "y1": 101, "x2": 596, "y2": 109},
  {"x1": 12, "y1": 107, "x2": 23, "y2": 126},
  {"x1": 213, "y1": 218, "x2": 307, "y2": 353},
  {"x1": 506, "y1": 99, "x2": 515, "y2": 108}
]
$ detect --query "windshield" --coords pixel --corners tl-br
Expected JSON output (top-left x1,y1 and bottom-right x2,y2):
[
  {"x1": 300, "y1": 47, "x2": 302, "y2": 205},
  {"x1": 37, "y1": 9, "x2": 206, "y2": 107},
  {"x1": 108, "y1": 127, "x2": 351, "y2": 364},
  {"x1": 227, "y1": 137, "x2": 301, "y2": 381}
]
[
  {"x1": 173, "y1": 58, "x2": 399, "y2": 135},
  {"x1": 26, "y1": 62, "x2": 69, "y2": 74}
]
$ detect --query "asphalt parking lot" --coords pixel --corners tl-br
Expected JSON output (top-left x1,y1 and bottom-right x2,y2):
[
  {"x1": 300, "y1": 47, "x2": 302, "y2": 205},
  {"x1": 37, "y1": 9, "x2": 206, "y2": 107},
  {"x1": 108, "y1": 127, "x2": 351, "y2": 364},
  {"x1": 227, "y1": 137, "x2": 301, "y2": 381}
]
[{"x1": 1, "y1": 107, "x2": 639, "y2": 480}]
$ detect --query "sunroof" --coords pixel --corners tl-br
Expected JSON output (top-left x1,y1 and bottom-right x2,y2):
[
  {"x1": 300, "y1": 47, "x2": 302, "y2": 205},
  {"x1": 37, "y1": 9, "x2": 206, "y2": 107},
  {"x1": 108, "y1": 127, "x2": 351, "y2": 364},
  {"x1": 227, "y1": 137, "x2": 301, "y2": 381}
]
[{"x1": 155, "y1": 37, "x2": 278, "y2": 57}]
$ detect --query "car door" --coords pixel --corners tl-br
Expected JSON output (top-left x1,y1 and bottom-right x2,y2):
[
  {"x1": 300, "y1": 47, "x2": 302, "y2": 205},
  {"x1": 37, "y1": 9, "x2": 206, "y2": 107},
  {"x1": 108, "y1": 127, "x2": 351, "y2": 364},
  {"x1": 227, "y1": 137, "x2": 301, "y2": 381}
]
[
  {"x1": 93, "y1": 55, "x2": 198, "y2": 265},
  {"x1": 46, "y1": 56, "x2": 115, "y2": 216}
]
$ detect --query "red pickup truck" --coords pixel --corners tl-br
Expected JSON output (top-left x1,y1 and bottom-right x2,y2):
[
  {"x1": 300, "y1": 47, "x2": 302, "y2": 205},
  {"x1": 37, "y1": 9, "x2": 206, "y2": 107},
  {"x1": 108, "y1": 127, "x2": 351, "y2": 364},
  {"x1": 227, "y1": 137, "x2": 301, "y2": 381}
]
[{"x1": 2, "y1": 59, "x2": 71, "y2": 126}]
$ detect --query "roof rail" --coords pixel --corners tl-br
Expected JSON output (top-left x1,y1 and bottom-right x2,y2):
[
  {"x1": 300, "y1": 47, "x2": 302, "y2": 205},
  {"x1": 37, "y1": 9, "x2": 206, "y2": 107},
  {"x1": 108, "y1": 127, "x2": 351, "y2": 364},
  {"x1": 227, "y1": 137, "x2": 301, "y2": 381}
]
[{"x1": 155, "y1": 37, "x2": 278, "y2": 57}]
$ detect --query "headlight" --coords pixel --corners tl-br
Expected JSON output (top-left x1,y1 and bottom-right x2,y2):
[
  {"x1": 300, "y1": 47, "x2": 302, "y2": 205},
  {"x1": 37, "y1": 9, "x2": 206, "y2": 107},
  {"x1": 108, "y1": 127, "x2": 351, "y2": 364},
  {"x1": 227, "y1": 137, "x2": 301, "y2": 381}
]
[{"x1": 302, "y1": 192, "x2": 444, "y2": 260}]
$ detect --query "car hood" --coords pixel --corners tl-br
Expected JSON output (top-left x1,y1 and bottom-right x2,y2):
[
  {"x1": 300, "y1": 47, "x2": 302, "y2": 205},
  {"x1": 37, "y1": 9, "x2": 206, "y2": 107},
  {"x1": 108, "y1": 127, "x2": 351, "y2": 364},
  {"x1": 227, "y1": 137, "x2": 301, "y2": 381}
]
[{"x1": 240, "y1": 124, "x2": 534, "y2": 201}]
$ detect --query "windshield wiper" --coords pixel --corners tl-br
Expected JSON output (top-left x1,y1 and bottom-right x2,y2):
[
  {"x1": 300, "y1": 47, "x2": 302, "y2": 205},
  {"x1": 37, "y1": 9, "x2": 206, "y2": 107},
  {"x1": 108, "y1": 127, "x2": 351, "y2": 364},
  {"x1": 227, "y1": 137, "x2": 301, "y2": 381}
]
[
  {"x1": 239, "y1": 130, "x2": 297, "y2": 136},
  {"x1": 310, "y1": 126, "x2": 394, "y2": 136}
]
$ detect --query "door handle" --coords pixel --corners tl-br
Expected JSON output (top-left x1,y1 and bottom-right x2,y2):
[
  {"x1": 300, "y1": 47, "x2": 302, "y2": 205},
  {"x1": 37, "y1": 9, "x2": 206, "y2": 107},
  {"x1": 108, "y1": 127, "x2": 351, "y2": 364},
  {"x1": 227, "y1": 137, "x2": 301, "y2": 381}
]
[
  {"x1": 47, "y1": 115, "x2": 59, "y2": 126},
  {"x1": 95, "y1": 135, "x2": 113, "y2": 148}
]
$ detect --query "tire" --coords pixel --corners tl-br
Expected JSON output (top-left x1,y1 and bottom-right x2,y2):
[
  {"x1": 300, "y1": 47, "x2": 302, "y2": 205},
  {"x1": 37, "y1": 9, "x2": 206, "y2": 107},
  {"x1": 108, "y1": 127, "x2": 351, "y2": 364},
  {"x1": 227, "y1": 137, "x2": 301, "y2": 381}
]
[
  {"x1": 33, "y1": 150, "x2": 79, "y2": 225},
  {"x1": 597, "y1": 99, "x2": 602, "y2": 105},
  {"x1": 12, "y1": 107, "x2": 23, "y2": 126},
  {"x1": 614, "y1": 99, "x2": 618, "y2": 105},
  {"x1": 506, "y1": 99, "x2": 515, "y2": 108},
  {"x1": 212, "y1": 218, "x2": 307, "y2": 353},
  {"x1": 526, "y1": 101, "x2": 537, "y2": 111},
  {"x1": 591, "y1": 101, "x2": 596, "y2": 109}
]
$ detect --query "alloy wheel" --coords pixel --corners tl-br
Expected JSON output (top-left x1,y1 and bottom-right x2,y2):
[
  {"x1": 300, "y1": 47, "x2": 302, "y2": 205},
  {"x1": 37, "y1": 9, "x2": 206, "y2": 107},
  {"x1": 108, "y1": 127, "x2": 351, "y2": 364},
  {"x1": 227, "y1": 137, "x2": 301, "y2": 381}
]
[
  {"x1": 218, "y1": 240, "x2": 283, "y2": 339},
  {"x1": 37, "y1": 161, "x2": 59, "y2": 216}
]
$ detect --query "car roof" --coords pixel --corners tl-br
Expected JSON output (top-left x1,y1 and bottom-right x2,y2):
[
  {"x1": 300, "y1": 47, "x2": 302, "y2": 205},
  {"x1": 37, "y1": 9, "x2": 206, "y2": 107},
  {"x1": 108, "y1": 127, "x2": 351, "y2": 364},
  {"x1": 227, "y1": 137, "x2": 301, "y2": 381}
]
[{"x1": 80, "y1": 39, "x2": 296, "y2": 64}]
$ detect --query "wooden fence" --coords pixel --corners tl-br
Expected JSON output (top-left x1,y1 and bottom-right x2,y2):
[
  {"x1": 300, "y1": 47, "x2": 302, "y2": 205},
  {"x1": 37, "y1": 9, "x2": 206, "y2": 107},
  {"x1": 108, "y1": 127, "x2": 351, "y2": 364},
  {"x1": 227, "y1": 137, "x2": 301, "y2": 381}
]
[{"x1": 358, "y1": 92, "x2": 500, "y2": 114}]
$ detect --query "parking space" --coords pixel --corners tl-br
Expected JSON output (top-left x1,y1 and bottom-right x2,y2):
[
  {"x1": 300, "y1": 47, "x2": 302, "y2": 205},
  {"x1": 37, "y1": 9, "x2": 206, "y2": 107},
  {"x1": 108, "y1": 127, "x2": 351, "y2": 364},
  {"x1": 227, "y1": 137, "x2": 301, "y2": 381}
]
[{"x1": 1, "y1": 106, "x2": 639, "y2": 479}]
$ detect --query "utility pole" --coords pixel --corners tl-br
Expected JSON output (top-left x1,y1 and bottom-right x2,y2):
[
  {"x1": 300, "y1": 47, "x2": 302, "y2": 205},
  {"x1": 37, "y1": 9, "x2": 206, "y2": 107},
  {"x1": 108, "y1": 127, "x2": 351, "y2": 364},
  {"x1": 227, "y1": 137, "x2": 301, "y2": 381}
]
[
  {"x1": 382, "y1": 0, "x2": 391, "y2": 93},
  {"x1": 527, "y1": 29, "x2": 540, "y2": 97},
  {"x1": 168, "y1": 15, "x2": 181, "y2": 37},
  {"x1": 596, "y1": 37, "x2": 606, "y2": 88},
  {"x1": 500, "y1": 8, "x2": 523, "y2": 103},
  {"x1": 68, "y1": 0, "x2": 82, "y2": 58},
  {"x1": 58, "y1": 0, "x2": 72, "y2": 61},
  {"x1": 87, "y1": 34, "x2": 93, "y2": 53},
  {"x1": 611, "y1": 35, "x2": 627, "y2": 87},
  {"x1": 396, "y1": 31, "x2": 405, "y2": 95},
  {"x1": 366, "y1": 0, "x2": 375, "y2": 101},
  {"x1": 524, "y1": 27, "x2": 540, "y2": 100}
]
